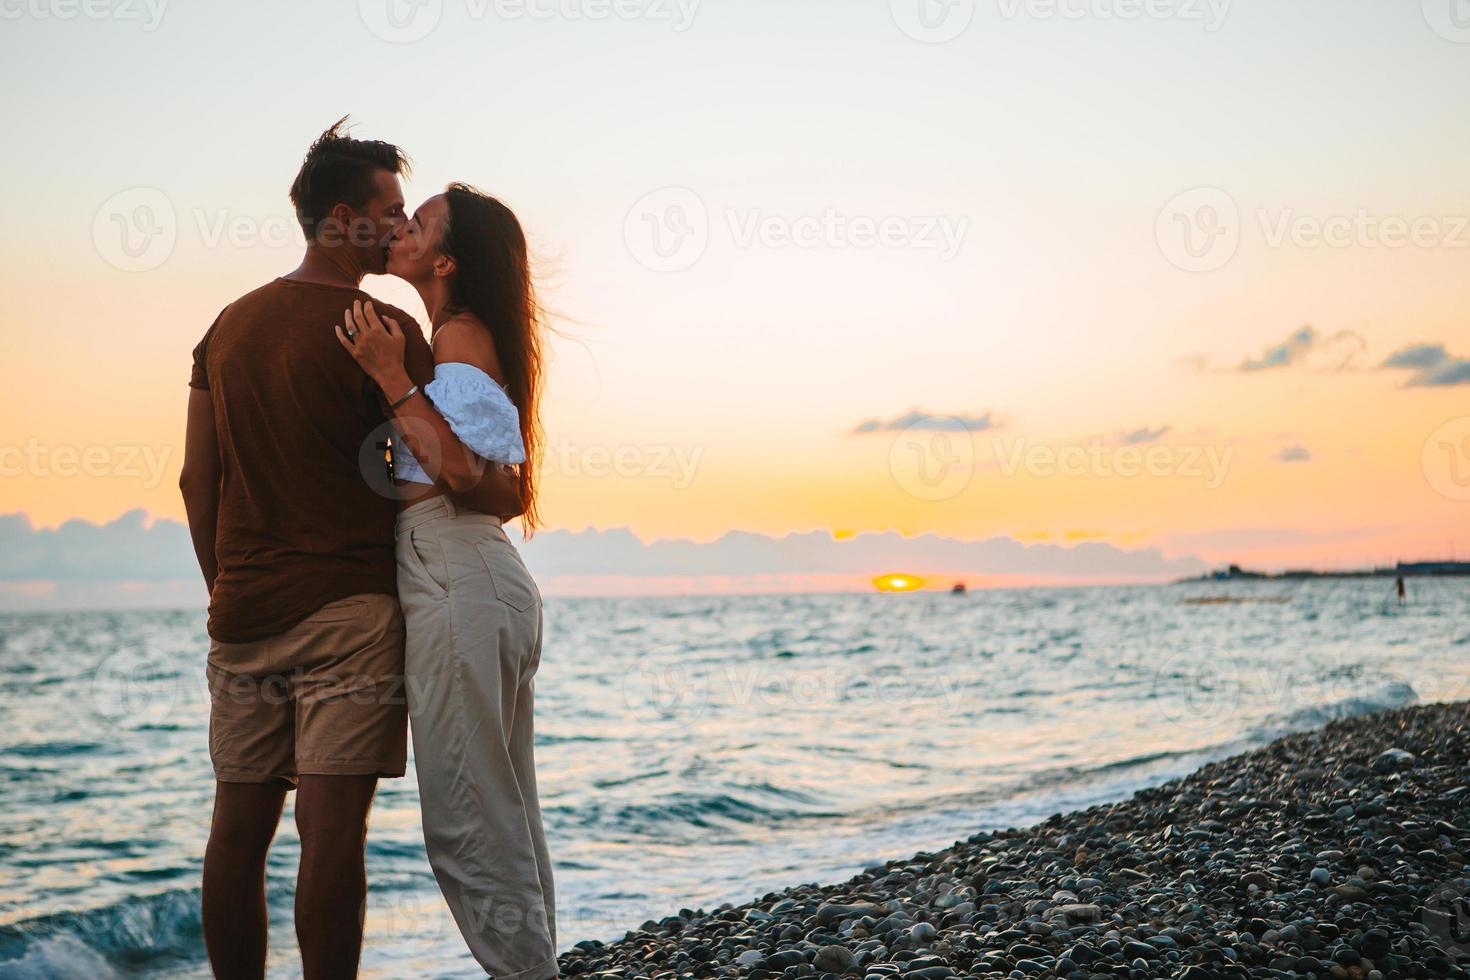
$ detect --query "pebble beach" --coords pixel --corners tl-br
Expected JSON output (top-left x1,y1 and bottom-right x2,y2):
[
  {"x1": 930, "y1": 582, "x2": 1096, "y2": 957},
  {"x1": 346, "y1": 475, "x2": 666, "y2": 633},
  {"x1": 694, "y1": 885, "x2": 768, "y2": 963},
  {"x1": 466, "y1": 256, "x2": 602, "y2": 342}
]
[{"x1": 558, "y1": 701, "x2": 1470, "y2": 980}]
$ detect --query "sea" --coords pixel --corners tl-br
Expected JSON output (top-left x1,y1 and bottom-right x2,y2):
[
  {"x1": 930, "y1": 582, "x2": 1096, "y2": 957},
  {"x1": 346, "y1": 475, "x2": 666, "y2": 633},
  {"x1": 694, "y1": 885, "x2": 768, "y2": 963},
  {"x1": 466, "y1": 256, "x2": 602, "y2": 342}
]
[{"x1": 2, "y1": 578, "x2": 1467, "y2": 978}]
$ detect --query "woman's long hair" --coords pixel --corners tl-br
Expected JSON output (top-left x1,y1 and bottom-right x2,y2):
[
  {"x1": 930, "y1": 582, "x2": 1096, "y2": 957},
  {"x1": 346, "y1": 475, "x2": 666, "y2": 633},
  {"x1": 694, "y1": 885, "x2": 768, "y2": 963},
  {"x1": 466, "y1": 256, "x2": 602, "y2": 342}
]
[{"x1": 440, "y1": 183, "x2": 544, "y2": 533}]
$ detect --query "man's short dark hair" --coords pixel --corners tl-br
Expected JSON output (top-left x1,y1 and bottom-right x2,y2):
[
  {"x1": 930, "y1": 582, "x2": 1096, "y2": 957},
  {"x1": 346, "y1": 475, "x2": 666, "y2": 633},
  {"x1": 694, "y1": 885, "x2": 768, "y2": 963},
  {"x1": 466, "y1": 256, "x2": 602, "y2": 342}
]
[{"x1": 288, "y1": 116, "x2": 410, "y2": 241}]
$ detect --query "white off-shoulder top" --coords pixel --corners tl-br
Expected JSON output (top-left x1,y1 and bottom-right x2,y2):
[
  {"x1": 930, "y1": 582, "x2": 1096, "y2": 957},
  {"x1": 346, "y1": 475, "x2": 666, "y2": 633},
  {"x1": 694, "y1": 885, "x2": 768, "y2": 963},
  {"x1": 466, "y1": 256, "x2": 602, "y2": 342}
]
[{"x1": 393, "y1": 361, "x2": 526, "y2": 485}]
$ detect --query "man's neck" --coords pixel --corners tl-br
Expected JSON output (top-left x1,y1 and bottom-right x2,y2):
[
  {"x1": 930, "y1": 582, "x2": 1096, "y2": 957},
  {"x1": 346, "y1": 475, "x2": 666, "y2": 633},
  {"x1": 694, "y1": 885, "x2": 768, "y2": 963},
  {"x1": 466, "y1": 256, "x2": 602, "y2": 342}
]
[{"x1": 284, "y1": 246, "x2": 366, "y2": 289}]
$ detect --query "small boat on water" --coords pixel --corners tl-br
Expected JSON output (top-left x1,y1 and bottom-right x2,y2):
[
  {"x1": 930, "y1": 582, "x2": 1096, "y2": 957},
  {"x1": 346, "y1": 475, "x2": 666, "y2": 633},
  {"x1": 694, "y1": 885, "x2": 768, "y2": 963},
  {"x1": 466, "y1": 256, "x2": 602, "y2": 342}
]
[{"x1": 951, "y1": 582, "x2": 967, "y2": 595}]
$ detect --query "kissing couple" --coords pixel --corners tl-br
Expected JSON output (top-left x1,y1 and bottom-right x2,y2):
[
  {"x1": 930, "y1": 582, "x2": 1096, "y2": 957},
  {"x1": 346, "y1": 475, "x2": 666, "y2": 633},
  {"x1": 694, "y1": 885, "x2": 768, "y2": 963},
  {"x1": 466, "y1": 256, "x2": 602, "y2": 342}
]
[{"x1": 179, "y1": 117, "x2": 557, "y2": 980}]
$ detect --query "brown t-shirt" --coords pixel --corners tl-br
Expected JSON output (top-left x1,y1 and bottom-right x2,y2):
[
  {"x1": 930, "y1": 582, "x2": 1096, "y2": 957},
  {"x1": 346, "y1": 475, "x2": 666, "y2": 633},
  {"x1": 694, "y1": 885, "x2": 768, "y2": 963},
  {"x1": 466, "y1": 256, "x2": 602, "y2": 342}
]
[{"x1": 190, "y1": 277, "x2": 433, "y2": 643}]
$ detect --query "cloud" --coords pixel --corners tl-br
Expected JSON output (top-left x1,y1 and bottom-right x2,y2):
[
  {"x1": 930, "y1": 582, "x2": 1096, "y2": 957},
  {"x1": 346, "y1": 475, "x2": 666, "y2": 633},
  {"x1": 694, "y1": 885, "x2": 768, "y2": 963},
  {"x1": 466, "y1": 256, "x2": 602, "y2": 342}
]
[
  {"x1": 0, "y1": 510, "x2": 197, "y2": 581},
  {"x1": 853, "y1": 410, "x2": 996, "y2": 434},
  {"x1": 1184, "y1": 325, "x2": 1365, "y2": 374},
  {"x1": 1240, "y1": 326, "x2": 1317, "y2": 371},
  {"x1": 1273, "y1": 444, "x2": 1312, "y2": 463},
  {"x1": 1119, "y1": 425, "x2": 1170, "y2": 445},
  {"x1": 0, "y1": 510, "x2": 1209, "y2": 607},
  {"x1": 520, "y1": 527, "x2": 1205, "y2": 583},
  {"x1": 1381, "y1": 343, "x2": 1470, "y2": 387}
]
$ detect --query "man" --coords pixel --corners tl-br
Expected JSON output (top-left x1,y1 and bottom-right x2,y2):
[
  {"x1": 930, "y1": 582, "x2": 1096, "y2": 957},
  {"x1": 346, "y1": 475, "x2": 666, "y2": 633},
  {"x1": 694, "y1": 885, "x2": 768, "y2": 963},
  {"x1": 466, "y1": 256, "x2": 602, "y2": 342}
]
[{"x1": 178, "y1": 118, "x2": 523, "y2": 980}]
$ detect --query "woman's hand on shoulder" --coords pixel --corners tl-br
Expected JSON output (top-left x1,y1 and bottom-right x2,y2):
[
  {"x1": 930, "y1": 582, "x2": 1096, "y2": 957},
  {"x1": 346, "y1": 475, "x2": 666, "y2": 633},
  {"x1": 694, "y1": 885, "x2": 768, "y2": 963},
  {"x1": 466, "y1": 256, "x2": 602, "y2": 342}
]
[{"x1": 337, "y1": 300, "x2": 411, "y2": 392}]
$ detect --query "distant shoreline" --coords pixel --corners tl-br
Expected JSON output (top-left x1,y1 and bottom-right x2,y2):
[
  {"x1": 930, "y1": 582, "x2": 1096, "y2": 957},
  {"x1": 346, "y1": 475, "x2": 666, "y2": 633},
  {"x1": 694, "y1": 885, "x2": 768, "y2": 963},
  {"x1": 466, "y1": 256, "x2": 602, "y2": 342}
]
[{"x1": 1179, "y1": 560, "x2": 1470, "y2": 584}]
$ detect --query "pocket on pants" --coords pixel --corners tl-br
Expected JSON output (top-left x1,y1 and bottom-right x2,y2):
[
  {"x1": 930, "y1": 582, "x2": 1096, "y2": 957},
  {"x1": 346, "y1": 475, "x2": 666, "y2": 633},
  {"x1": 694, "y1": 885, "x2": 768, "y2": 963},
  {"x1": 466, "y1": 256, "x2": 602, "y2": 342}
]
[
  {"x1": 475, "y1": 539, "x2": 537, "y2": 612},
  {"x1": 404, "y1": 525, "x2": 450, "y2": 598}
]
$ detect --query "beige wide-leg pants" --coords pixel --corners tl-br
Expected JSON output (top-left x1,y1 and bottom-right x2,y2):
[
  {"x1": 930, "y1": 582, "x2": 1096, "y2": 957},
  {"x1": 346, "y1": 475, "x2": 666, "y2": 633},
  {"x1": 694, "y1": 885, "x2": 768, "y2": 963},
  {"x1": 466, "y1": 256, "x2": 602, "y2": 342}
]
[{"x1": 396, "y1": 495, "x2": 558, "y2": 980}]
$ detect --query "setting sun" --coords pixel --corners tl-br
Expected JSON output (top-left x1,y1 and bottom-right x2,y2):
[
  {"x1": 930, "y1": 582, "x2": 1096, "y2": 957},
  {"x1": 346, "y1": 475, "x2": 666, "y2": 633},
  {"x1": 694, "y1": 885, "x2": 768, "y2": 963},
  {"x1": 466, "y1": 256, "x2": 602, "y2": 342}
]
[{"x1": 872, "y1": 573, "x2": 926, "y2": 593}]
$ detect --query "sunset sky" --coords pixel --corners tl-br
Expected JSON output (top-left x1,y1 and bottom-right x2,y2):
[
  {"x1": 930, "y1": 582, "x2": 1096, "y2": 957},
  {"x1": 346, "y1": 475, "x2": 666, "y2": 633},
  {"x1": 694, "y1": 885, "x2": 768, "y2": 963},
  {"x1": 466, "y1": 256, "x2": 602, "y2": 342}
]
[{"x1": 2, "y1": 0, "x2": 1469, "y2": 598}]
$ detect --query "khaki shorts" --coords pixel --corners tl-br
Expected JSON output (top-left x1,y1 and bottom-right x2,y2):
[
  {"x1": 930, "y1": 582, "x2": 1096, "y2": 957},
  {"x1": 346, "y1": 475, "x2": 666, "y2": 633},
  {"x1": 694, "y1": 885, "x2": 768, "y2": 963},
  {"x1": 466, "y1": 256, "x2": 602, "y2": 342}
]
[{"x1": 205, "y1": 593, "x2": 408, "y2": 786}]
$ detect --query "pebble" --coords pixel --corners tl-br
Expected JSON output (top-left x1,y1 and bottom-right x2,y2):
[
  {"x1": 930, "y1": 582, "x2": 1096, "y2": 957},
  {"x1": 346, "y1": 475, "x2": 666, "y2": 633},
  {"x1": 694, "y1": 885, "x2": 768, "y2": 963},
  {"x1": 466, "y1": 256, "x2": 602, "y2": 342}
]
[{"x1": 813, "y1": 944, "x2": 856, "y2": 972}]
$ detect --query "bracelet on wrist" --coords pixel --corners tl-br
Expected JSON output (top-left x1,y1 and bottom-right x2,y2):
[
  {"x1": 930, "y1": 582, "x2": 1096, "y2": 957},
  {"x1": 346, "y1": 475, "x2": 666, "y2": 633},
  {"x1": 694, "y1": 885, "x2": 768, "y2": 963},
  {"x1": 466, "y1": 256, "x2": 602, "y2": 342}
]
[{"x1": 387, "y1": 383, "x2": 420, "y2": 411}]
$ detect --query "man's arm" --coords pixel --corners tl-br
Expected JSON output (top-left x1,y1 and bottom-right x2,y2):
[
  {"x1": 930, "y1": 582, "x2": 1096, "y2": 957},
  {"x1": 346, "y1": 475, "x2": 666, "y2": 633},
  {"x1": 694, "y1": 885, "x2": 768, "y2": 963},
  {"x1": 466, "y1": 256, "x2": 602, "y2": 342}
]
[
  {"x1": 179, "y1": 388, "x2": 221, "y2": 593},
  {"x1": 449, "y1": 461, "x2": 526, "y2": 522}
]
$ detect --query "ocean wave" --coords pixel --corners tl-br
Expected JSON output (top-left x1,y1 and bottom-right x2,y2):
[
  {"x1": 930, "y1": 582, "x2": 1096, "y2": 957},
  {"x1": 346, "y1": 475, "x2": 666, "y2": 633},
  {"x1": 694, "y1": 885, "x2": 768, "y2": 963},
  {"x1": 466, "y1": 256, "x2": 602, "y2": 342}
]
[
  {"x1": 942, "y1": 681, "x2": 1427, "y2": 835},
  {"x1": 860, "y1": 745, "x2": 1224, "y2": 824},
  {"x1": 552, "y1": 785, "x2": 839, "y2": 837},
  {"x1": 0, "y1": 888, "x2": 200, "y2": 977},
  {"x1": 0, "y1": 934, "x2": 121, "y2": 980},
  {"x1": 3, "y1": 742, "x2": 104, "y2": 759},
  {"x1": 1243, "y1": 681, "x2": 1419, "y2": 743},
  {"x1": 0, "y1": 872, "x2": 436, "y2": 978}
]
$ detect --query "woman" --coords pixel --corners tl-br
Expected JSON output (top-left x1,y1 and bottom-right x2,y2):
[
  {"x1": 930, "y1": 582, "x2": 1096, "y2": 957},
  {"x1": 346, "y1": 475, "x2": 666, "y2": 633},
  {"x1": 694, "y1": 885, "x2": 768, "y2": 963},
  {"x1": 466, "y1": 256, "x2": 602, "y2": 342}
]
[{"x1": 336, "y1": 183, "x2": 557, "y2": 980}]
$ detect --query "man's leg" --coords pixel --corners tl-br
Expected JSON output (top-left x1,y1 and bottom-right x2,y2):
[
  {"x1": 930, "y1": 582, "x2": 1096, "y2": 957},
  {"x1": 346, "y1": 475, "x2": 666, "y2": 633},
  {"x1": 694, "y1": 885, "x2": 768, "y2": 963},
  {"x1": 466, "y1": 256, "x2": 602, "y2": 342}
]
[
  {"x1": 202, "y1": 779, "x2": 289, "y2": 980},
  {"x1": 294, "y1": 774, "x2": 380, "y2": 980}
]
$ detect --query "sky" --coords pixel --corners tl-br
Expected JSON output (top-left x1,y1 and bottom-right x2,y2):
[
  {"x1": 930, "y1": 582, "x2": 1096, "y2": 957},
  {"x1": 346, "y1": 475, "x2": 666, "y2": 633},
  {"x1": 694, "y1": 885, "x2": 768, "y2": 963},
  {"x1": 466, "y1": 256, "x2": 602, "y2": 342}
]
[{"x1": 2, "y1": 0, "x2": 1469, "y2": 600}]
